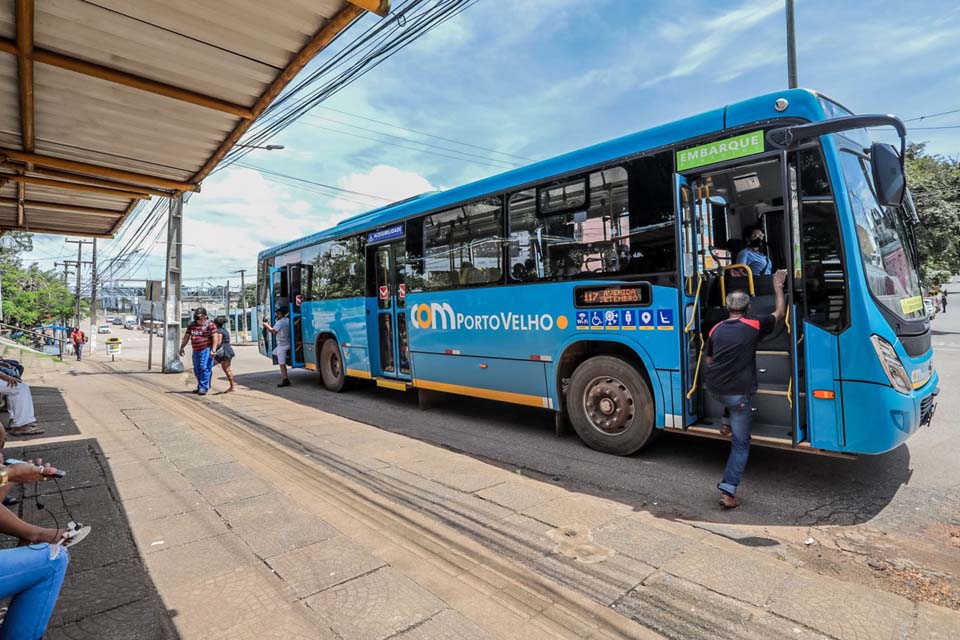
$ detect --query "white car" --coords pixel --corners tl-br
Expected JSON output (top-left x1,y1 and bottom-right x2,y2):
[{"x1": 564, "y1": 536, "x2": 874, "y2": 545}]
[{"x1": 97, "y1": 325, "x2": 111, "y2": 334}]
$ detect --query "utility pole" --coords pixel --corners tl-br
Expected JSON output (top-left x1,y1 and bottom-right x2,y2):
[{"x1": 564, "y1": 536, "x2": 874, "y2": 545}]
[
  {"x1": 161, "y1": 195, "x2": 184, "y2": 373},
  {"x1": 225, "y1": 280, "x2": 231, "y2": 330},
  {"x1": 233, "y1": 269, "x2": 247, "y2": 342},
  {"x1": 89, "y1": 239, "x2": 99, "y2": 351},
  {"x1": 785, "y1": 0, "x2": 798, "y2": 88},
  {"x1": 64, "y1": 239, "x2": 93, "y2": 328}
]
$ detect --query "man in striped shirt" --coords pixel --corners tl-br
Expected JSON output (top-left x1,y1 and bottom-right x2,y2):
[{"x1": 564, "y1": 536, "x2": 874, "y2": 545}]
[{"x1": 179, "y1": 307, "x2": 217, "y2": 396}]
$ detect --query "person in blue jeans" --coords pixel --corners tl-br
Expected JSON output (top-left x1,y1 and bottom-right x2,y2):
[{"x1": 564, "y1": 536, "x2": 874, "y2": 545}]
[
  {"x1": 704, "y1": 269, "x2": 787, "y2": 508},
  {"x1": 179, "y1": 307, "x2": 217, "y2": 395},
  {"x1": 0, "y1": 459, "x2": 70, "y2": 640}
]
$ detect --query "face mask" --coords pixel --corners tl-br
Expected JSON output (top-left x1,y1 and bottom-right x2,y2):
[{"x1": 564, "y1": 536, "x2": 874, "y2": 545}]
[{"x1": 750, "y1": 237, "x2": 763, "y2": 248}]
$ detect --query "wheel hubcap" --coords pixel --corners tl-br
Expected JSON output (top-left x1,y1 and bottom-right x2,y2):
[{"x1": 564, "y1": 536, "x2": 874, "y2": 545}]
[
  {"x1": 582, "y1": 376, "x2": 634, "y2": 436},
  {"x1": 330, "y1": 352, "x2": 341, "y2": 378}
]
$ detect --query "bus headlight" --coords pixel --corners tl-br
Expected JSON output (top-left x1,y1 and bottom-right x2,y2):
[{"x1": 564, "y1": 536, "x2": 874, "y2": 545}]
[{"x1": 870, "y1": 335, "x2": 912, "y2": 394}]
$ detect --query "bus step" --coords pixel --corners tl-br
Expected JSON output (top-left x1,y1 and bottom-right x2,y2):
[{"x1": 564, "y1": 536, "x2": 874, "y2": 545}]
[{"x1": 375, "y1": 378, "x2": 412, "y2": 391}]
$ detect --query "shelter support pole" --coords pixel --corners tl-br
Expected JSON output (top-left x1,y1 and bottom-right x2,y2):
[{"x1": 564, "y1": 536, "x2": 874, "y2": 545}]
[
  {"x1": 161, "y1": 195, "x2": 184, "y2": 373},
  {"x1": 88, "y1": 238, "x2": 97, "y2": 352}
]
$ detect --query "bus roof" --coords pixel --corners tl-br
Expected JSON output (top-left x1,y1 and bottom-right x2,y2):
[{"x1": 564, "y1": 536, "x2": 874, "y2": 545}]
[{"x1": 259, "y1": 88, "x2": 831, "y2": 261}]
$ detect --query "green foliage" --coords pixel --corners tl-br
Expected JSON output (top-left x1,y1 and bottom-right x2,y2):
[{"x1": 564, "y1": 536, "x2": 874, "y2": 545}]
[
  {"x1": 906, "y1": 143, "x2": 960, "y2": 288},
  {"x1": 1, "y1": 234, "x2": 81, "y2": 328}
]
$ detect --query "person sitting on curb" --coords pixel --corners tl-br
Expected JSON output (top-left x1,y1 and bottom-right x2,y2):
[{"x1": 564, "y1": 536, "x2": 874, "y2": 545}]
[
  {"x1": 0, "y1": 459, "x2": 71, "y2": 640},
  {"x1": 0, "y1": 371, "x2": 43, "y2": 437},
  {"x1": 179, "y1": 308, "x2": 217, "y2": 396},
  {"x1": 261, "y1": 308, "x2": 292, "y2": 388}
]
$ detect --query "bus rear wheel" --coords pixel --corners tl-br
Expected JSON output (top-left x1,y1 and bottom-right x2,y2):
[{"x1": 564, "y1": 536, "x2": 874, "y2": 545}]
[
  {"x1": 567, "y1": 356, "x2": 655, "y2": 455},
  {"x1": 319, "y1": 339, "x2": 346, "y2": 392}
]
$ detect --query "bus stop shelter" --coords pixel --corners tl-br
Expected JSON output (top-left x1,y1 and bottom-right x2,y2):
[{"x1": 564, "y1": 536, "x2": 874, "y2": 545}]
[{"x1": 0, "y1": 0, "x2": 388, "y2": 370}]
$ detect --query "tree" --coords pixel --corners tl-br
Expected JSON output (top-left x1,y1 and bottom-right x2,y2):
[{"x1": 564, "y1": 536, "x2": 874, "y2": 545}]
[
  {"x1": 906, "y1": 143, "x2": 960, "y2": 288},
  {"x1": 0, "y1": 234, "x2": 80, "y2": 328}
]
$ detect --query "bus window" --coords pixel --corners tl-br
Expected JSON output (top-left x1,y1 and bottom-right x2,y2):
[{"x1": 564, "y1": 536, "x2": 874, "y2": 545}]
[
  {"x1": 303, "y1": 237, "x2": 365, "y2": 300},
  {"x1": 508, "y1": 152, "x2": 675, "y2": 283},
  {"x1": 415, "y1": 198, "x2": 503, "y2": 289}
]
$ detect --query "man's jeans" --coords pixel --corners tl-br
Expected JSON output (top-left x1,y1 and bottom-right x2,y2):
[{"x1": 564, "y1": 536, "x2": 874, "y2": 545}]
[
  {"x1": 0, "y1": 545, "x2": 69, "y2": 640},
  {"x1": 74, "y1": 343, "x2": 83, "y2": 361},
  {"x1": 192, "y1": 348, "x2": 213, "y2": 393},
  {"x1": 717, "y1": 393, "x2": 753, "y2": 497},
  {"x1": 0, "y1": 379, "x2": 37, "y2": 428}
]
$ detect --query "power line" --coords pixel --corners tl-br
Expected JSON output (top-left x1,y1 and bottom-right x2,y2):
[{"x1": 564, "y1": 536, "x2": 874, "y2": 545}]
[
  {"x1": 909, "y1": 125, "x2": 960, "y2": 130},
  {"x1": 312, "y1": 105, "x2": 533, "y2": 161},
  {"x1": 904, "y1": 108, "x2": 960, "y2": 123},
  {"x1": 303, "y1": 113, "x2": 520, "y2": 168},
  {"x1": 235, "y1": 162, "x2": 393, "y2": 201}
]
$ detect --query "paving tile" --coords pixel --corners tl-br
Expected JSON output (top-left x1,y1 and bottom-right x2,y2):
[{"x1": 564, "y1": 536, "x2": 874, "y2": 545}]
[
  {"x1": 768, "y1": 571, "x2": 915, "y2": 640},
  {"x1": 593, "y1": 515, "x2": 703, "y2": 568},
  {"x1": 47, "y1": 597, "x2": 176, "y2": 640},
  {"x1": 181, "y1": 460, "x2": 252, "y2": 487},
  {"x1": 915, "y1": 602, "x2": 960, "y2": 640},
  {"x1": 430, "y1": 468, "x2": 505, "y2": 494},
  {"x1": 538, "y1": 552, "x2": 656, "y2": 606},
  {"x1": 395, "y1": 609, "x2": 495, "y2": 640},
  {"x1": 521, "y1": 496, "x2": 632, "y2": 529},
  {"x1": 112, "y1": 471, "x2": 195, "y2": 501},
  {"x1": 267, "y1": 535, "x2": 387, "y2": 598},
  {"x1": 163, "y1": 564, "x2": 294, "y2": 638},
  {"x1": 121, "y1": 488, "x2": 205, "y2": 522},
  {"x1": 52, "y1": 558, "x2": 152, "y2": 627},
  {"x1": 131, "y1": 506, "x2": 229, "y2": 553},
  {"x1": 164, "y1": 445, "x2": 237, "y2": 470},
  {"x1": 216, "y1": 493, "x2": 339, "y2": 557},
  {"x1": 660, "y1": 542, "x2": 794, "y2": 607},
  {"x1": 208, "y1": 604, "x2": 338, "y2": 640},
  {"x1": 199, "y1": 475, "x2": 273, "y2": 506},
  {"x1": 475, "y1": 480, "x2": 565, "y2": 512},
  {"x1": 145, "y1": 533, "x2": 260, "y2": 589},
  {"x1": 305, "y1": 567, "x2": 445, "y2": 640}
]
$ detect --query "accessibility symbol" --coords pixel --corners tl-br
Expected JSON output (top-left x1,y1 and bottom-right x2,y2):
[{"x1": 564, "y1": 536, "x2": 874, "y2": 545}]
[
  {"x1": 638, "y1": 310, "x2": 655, "y2": 330},
  {"x1": 576, "y1": 311, "x2": 589, "y2": 330},
  {"x1": 657, "y1": 308, "x2": 675, "y2": 330},
  {"x1": 604, "y1": 309, "x2": 621, "y2": 329},
  {"x1": 589, "y1": 310, "x2": 603, "y2": 329}
]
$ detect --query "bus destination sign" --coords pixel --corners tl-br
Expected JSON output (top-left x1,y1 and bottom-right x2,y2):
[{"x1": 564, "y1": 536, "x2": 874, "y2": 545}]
[
  {"x1": 367, "y1": 224, "x2": 404, "y2": 244},
  {"x1": 574, "y1": 284, "x2": 652, "y2": 308}
]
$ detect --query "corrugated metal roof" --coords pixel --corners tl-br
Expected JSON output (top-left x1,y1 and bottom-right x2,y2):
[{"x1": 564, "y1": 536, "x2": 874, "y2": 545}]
[{"x1": 0, "y1": 0, "x2": 387, "y2": 238}]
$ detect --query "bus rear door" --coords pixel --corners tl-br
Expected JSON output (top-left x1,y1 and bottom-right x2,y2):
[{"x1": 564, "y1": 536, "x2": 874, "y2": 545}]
[{"x1": 371, "y1": 241, "x2": 411, "y2": 381}]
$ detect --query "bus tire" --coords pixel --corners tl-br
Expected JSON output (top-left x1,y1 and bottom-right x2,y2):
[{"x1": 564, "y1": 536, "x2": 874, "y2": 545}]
[
  {"x1": 319, "y1": 339, "x2": 347, "y2": 392},
  {"x1": 567, "y1": 356, "x2": 655, "y2": 455}
]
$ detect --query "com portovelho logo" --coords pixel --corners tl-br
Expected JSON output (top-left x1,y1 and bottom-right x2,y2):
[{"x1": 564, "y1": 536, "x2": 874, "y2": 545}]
[{"x1": 409, "y1": 303, "x2": 569, "y2": 331}]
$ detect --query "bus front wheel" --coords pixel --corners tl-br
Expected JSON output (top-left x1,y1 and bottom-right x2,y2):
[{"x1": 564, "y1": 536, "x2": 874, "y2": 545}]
[
  {"x1": 567, "y1": 356, "x2": 655, "y2": 455},
  {"x1": 319, "y1": 339, "x2": 346, "y2": 392}
]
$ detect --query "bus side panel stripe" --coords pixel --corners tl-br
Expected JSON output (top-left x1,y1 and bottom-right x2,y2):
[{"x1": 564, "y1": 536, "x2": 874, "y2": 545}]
[
  {"x1": 346, "y1": 368, "x2": 372, "y2": 379},
  {"x1": 415, "y1": 379, "x2": 548, "y2": 408}
]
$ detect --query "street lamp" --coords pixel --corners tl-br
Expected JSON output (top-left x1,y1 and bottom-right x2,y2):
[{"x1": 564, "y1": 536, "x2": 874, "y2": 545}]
[{"x1": 235, "y1": 143, "x2": 285, "y2": 151}]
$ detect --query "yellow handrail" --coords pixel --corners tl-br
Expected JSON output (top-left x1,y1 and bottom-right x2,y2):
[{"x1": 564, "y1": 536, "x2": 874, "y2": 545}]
[
  {"x1": 687, "y1": 335, "x2": 704, "y2": 399},
  {"x1": 719, "y1": 264, "x2": 755, "y2": 305},
  {"x1": 684, "y1": 273, "x2": 703, "y2": 333},
  {"x1": 786, "y1": 377, "x2": 793, "y2": 409}
]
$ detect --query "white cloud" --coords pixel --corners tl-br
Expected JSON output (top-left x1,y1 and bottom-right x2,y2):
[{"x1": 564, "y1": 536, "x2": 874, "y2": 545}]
[{"x1": 328, "y1": 165, "x2": 436, "y2": 214}]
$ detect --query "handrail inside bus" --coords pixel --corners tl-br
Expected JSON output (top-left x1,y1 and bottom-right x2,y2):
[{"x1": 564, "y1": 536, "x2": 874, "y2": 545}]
[{"x1": 719, "y1": 264, "x2": 755, "y2": 304}]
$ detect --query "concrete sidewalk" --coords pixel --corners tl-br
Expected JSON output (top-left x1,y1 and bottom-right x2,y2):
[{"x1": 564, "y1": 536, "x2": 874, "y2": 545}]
[{"x1": 6, "y1": 344, "x2": 959, "y2": 639}]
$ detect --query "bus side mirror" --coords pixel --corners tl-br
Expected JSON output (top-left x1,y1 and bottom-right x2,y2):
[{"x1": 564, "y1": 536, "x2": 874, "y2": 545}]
[{"x1": 870, "y1": 142, "x2": 905, "y2": 206}]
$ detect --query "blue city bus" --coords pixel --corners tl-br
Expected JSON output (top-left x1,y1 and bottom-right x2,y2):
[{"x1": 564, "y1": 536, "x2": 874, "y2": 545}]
[{"x1": 258, "y1": 89, "x2": 938, "y2": 457}]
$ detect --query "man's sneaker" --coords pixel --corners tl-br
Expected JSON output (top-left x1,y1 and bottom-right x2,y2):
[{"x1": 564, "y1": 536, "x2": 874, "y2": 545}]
[
  {"x1": 198, "y1": 390, "x2": 208, "y2": 396},
  {"x1": 719, "y1": 493, "x2": 740, "y2": 509},
  {"x1": 278, "y1": 379, "x2": 291, "y2": 388}
]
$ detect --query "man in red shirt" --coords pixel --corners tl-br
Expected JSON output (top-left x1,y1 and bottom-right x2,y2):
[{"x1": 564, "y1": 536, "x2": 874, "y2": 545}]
[
  {"x1": 704, "y1": 270, "x2": 787, "y2": 509},
  {"x1": 178, "y1": 308, "x2": 216, "y2": 395},
  {"x1": 69, "y1": 327, "x2": 86, "y2": 362}
]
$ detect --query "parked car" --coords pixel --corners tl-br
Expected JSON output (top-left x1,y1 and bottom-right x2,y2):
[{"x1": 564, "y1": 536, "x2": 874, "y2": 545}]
[
  {"x1": 111, "y1": 317, "x2": 123, "y2": 325},
  {"x1": 97, "y1": 325, "x2": 111, "y2": 334},
  {"x1": 923, "y1": 298, "x2": 938, "y2": 318},
  {"x1": 123, "y1": 320, "x2": 137, "y2": 330}
]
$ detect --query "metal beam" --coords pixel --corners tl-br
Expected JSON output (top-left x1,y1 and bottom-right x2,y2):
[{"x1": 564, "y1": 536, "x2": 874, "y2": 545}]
[
  {"x1": 0, "y1": 38, "x2": 253, "y2": 120},
  {"x1": 0, "y1": 224, "x2": 114, "y2": 238},
  {"x1": 15, "y1": 0, "x2": 34, "y2": 152},
  {"x1": 0, "y1": 148, "x2": 198, "y2": 192},
  {"x1": 0, "y1": 196, "x2": 125, "y2": 217},
  {"x1": 15, "y1": 165, "x2": 173, "y2": 197},
  {"x1": 191, "y1": 4, "x2": 364, "y2": 183},
  {"x1": 15, "y1": 183, "x2": 24, "y2": 226},
  {"x1": 0, "y1": 172, "x2": 151, "y2": 199},
  {"x1": 347, "y1": 0, "x2": 390, "y2": 16}
]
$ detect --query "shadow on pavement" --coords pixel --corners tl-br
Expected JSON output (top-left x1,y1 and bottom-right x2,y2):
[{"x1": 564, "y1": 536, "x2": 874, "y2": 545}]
[
  {"x1": 1, "y1": 386, "x2": 179, "y2": 639},
  {"x1": 232, "y1": 368, "x2": 912, "y2": 530}
]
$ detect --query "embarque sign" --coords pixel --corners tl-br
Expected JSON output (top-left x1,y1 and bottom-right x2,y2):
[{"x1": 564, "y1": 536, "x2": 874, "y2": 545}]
[{"x1": 676, "y1": 130, "x2": 764, "y2": 171}]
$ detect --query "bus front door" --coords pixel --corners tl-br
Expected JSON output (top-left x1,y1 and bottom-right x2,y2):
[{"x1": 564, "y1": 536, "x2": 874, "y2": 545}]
[
  {"x1": 372, "y1": 242, "x2": 411, "y2": 380},
  {"x1": 267, "y1": 266, "x2": 287, "y2": 357}
]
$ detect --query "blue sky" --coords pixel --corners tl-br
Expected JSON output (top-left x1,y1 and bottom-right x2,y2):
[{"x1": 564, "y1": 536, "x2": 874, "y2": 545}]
[{"x1": 22, "y1": 0, "x2": 960, "y2": 286}]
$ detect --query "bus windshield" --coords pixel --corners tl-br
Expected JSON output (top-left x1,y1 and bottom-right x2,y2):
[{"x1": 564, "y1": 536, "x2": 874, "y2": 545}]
[{"x1": 838, "y1": 149, "x2": 923, "y2": 320}]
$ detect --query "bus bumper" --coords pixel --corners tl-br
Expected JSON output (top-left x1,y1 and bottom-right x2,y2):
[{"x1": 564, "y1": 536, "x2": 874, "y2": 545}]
[{"x1": 841, "y1": 372, "x2": 939, "y2": 455}]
